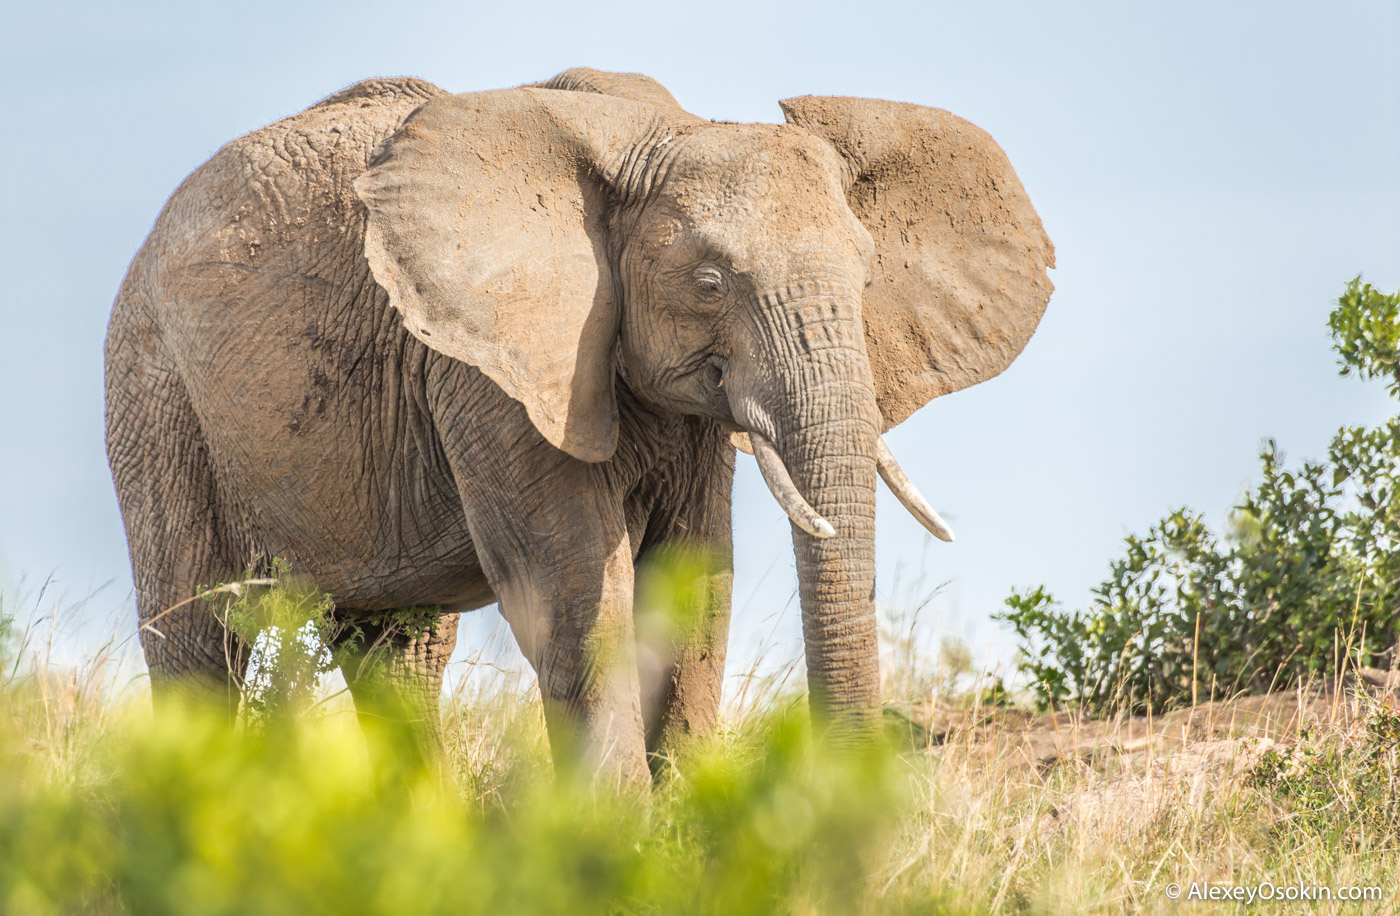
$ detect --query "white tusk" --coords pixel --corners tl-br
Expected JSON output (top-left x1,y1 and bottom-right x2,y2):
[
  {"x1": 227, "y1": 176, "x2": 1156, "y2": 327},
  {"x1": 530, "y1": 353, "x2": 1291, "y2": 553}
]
[
  {"x1": 876, "y1": 438, "x2": 955, "y2": 542},
  {"x1": 730, "y1": 431, "x2": 754, "y2": 455},
  {"x1": 748, "y1": 432, "x2": 836, "y2": 539}
]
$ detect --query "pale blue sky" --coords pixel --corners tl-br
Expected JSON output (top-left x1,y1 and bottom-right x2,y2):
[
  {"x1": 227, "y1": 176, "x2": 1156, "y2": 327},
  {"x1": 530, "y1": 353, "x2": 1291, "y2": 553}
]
[{"x1": 1, "y1": 0, "x2": 1396, "y2": 680}]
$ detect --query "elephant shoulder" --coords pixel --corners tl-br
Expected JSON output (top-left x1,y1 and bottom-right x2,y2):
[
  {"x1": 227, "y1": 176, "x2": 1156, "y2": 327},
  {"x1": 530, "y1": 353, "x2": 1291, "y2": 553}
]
[
  {"x1": 160, "y1": 78, "x2": 448, "y2": 259},
  {"x1": 141, "y1": 82, "x2": 446, "y2": 339}
]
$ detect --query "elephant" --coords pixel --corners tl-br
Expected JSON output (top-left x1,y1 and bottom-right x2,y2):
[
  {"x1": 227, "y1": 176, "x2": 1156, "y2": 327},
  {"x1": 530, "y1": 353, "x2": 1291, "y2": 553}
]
[{"x1": 105, "y1": 67, "x2": 1053, "y2": 783}]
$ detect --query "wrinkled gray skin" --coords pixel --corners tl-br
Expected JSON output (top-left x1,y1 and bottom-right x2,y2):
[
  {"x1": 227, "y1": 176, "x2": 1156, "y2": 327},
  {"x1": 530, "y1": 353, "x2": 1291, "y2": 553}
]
[{"x1": 106, "y1": 69, "x2": 1053, "y2": 783}]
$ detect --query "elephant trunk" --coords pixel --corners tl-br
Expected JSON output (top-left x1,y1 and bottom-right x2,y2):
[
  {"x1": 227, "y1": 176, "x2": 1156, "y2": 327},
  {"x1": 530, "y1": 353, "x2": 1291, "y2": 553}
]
[
  {"x1": 730, "y1": 290, "x2": 884, "y2": 739},
  {"x1": 784, "y1": 389, "x2": 882, "y2": 737}
]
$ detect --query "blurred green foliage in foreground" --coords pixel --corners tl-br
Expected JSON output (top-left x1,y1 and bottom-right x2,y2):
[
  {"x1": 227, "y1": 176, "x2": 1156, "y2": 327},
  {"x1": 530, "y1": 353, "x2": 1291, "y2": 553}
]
[
  {"x1": 0, "y1": 575, "x2": 914, "y2": 916},
  {"x1": 4, "y1": 583, "x2": 1400, "y2": 916},
  {"x1": 0, "y1": 696, "x2": 911, "y2": 914},
  {"x1": 1000, "y1": 278, "x2": 1400, "y2": 714}
]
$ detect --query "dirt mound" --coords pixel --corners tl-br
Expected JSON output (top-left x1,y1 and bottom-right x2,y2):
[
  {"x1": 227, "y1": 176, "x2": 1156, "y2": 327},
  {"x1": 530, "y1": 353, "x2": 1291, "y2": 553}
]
[
  {"x1": 906, "y1": 667, "x2": 1399, "y2": 771},
  {"x1": 894, "y1": 668, "x2": 1400, "y2": 838}
]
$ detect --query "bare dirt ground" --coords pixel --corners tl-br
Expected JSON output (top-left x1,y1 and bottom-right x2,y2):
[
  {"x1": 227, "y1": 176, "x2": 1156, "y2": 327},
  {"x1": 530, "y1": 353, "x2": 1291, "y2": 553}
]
[{"x1": 901, "y1": 668, "x2": 1400, "y2": 838}]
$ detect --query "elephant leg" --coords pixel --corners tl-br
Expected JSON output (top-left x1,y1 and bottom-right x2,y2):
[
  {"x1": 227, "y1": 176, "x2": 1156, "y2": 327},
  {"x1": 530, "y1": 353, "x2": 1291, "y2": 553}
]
[
  {"x1": 495, "y1": 530, "x2": 649, "y2": 788},
  {"x1": 336, "y1": 610, "x2": 459, "y2": 778},
  {"x1": 633, "y1": 423, "x2": 735, "y2": 768},
  {"x1": 432, "y1": 397, "x2": 648, "y2": 787},
  {"x1": 107, "y1": 317, "x2": 247, "y2": 719}
]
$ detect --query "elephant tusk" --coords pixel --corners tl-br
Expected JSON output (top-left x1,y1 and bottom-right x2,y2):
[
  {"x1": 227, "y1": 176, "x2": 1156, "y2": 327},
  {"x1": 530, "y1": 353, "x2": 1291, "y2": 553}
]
[
  {"x1": 876, "y1": 438, "x2": 955, "y2": 542},
  {"x1": 730, "y1": 431, "x2": 754, "y2": 455},
  {"x1": 748, "y1": 432, "x2": 836, "y2": 539}
]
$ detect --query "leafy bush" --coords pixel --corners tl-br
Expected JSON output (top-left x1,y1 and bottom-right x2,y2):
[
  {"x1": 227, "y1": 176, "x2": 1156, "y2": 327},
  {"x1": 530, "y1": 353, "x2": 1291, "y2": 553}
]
[
  {"x1": 1000, "y1": 278, "x2": 1400, "y2": 714},
  {"x1": 1247, "y1": 694, "x2": 1400, "y2": 845},
  {"x1": 5, "y1": 576, "x2": 1400, "y2": 912},
  {"x1": 221, "y1": 564, "x2": 338, "y2": 720},
  {"x1": 0, "y1": 556, "x2": 916, "y2": 916},
  {"x1": 0, "y1": 694, "x2": 912, "y2": 915}
]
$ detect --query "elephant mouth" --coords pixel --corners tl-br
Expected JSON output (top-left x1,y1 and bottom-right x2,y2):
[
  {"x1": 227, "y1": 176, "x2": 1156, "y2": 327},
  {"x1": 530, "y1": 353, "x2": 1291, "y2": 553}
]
[
  {"x1": 701, "y1": 358, "x2": 725, "y2": 393},
  {"x1": 740, "y1": 429, "x2": 955, "y2": 543},
  {"x1": 656, "y1": 354, "x2": 737, "y2": 425},
  {"x1": 722, "y1": 371, "x2": 955, "y2": 544}
]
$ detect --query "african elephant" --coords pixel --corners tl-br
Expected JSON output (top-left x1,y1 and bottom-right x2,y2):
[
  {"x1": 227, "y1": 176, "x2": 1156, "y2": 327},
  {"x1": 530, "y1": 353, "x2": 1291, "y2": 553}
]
[{"x1": 105, "y1": 67, "x2": 1052, "y2": 783}]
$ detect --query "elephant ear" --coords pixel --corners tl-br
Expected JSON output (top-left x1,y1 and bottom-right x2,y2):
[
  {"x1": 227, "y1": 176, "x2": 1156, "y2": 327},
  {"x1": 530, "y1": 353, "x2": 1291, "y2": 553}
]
[
  {"x1": 355, "y1": 88, "x2": 671, "y2": 462},
  {"x1": 780, "y1": 96, "x2": 1054, "y2": 431}
]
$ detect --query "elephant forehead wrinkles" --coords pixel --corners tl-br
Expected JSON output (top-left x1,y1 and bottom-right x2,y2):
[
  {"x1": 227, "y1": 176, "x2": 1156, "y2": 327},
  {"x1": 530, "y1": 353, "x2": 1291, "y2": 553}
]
[{"x1": 656, "y1": 127, "x2": 869, "y2": 277}]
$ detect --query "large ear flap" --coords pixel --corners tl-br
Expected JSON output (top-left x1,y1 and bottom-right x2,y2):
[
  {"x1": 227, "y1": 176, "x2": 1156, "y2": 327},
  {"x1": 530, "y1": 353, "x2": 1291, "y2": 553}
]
[
  {"x1": 354, "y1": 88, "x2": 670, "y2": 461},
  {"x1": 780, "y1": 96, "x2": 1055, "y2": 431}
]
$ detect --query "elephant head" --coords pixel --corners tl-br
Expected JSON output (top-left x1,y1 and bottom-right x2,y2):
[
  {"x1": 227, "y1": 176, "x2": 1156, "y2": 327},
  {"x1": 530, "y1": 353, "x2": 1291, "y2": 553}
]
[{"x1": 354, "y1": 71, "x2": 1053, "y2": 735}]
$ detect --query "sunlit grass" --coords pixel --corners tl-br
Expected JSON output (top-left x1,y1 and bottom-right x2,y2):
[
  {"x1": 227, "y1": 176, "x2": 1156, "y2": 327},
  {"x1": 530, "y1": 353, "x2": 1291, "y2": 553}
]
[{"x1": 1, "y1": 579, "x2": 1398, "y2": 915}]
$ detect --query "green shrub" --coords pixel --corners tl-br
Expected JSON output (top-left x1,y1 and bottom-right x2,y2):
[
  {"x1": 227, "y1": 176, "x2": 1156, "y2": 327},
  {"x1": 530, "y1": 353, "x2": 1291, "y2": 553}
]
[
  {"x1": 1000, "y1": 278, "x2": 1400, "y2": 714},
  {"x1": 219, "y1": 564, "x2": 338, "y2": 720},
  {"x1": 0, "y1": 556, "x2": 913, "y2": 916},
  {"x1": 1247, "y1": 695, "x2": 1400, "y2": 847},
  {"x1": 0, "y1": 694, "x2": 911, "y2": 915}
]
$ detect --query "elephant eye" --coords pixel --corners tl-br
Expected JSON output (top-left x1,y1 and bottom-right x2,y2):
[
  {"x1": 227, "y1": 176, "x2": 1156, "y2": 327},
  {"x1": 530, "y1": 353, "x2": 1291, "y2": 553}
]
[{"x1": 693, "y1": 267, "x2": 725, "y2": 293}]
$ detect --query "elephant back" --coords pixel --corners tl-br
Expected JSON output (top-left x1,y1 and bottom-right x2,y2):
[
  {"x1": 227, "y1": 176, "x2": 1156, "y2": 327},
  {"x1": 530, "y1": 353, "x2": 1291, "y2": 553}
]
[
  {"x1": 143, "y1": 78, "x2": 450, "y2": 345},
  {"x1": 311, "y1": 77, "x2": 444, "y2": 110}
]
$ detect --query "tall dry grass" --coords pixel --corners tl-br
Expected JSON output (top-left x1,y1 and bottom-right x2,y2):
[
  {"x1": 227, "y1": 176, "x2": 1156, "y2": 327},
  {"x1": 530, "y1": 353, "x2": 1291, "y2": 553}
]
[{"x1": 1, "y1": 577, "x2": 1398, "y2": 915}]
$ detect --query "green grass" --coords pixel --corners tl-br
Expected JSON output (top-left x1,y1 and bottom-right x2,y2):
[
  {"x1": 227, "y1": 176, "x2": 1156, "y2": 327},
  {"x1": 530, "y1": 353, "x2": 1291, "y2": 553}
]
[{"x1": 1, "y1": 585, "x2": 1398, "y2": 915}]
